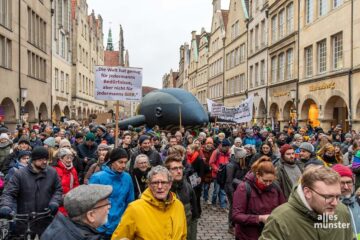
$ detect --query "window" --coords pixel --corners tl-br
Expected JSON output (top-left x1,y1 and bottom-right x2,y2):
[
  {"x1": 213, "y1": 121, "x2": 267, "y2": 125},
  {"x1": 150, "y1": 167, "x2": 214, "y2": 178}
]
[
  {"x1": 240, "y1": 74, "x2": 246, "y2": 92},
  {"x1": 271, "y1": 16, "x2": 277, "y2": 43},
  {"x1": 27, "y1": 7, "x2": 46, "y2": 51},
  {"x1": 60, "y1": 32, "x2": 65, "y2": 57},
  {"x1": 319, "y1": 0, "x2": 327, "y2": 16},
  {"x1": 271, "y1": 57, "x2": 277, "y2": 83},
  {"x1": 261, "y1": 20, "x2": 266, "y2": 46},
  {"x1": 255, "y1": 63, "x2": 259, "y2": 86},
  {"x1": 278, "y1": 53, "x2": 285, "y2": 81},
  {"x1": 0, "y1": 35, "x2": 11, "y2": 68},
  {"x1": 334, "y1": 0, "x2": 343, "y2": 8},
  {"x1": 286, "y1": 49, "x2": 294, "y2": 79},
  {"x1": 305, "y1": 46, "x2": 313, "y2": 77},
  {"x1": 28, "y1": 50, "x2": 46, "y2": 81},
  {"x1": 286, "y1": 3, "x2": 294, "y2": 33},
  {"x1": 78, "y1": 73, "x2": 81, "y2": 92},
  {"x1": 55, "y1": 68, "x2": 59, "y2": 90},
  {"x1": 278, "y1": 10, "x2": 285, "y2": 38},
  {"x1": 332, "y1": 33, "x2": 343, "y2": 69},
  {"x1": 255, "y1": 25, "x2": 259, "y2": 50},
  {"x1": 65, "y1": 74, "x2": 69, "y2": 94},
  {"x1": 249, "y1": 66, "x2": 253, "y2": 88},
  {"x1": 250, "y1": 30, "x2": 254, "y2": 53},
  {"x1": 260, "y1": 60, "x2": 265, "y2": 84},
  {"x1": 240, "y1": 44, "x2": 246, "y2": 62},
  {"x1": 306, "y1": 0, "x2": 313, "y2": 24},
  {"x1": 317, "y1": 40, "x2": 327, "y2": 73},
  {"x1": 0, "y1": 0, "x2": 11, "y2": 28}
]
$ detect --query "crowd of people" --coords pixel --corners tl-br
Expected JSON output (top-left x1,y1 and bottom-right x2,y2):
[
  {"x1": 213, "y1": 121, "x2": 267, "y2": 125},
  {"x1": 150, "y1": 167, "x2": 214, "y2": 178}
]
[{"x1": 0, "y1": 120, "x2": 359, "y2": 239}]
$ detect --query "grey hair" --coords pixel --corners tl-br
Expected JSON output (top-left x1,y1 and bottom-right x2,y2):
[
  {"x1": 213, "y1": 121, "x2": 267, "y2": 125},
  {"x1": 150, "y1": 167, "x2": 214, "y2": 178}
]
[
  {"x1": 147, "y1": 165, "x2": 173, "y2": 182},
  {"x1": 134, "y1": 154, "x2": 150, "y2": 168}
]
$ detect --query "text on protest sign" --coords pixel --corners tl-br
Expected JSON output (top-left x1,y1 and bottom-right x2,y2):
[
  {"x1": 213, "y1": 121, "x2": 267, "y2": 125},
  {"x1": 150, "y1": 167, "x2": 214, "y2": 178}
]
[{"x1": 95, "y1": 66, "x2": 143, "y2": 101}]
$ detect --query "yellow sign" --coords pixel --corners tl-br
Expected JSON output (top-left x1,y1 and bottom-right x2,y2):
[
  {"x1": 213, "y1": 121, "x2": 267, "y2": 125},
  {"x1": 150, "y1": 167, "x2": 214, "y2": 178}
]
[
  {"x1": 309, "y1": 82, "x2": 335, "y2": 92},
  {"x1": 273, "y1": 91, "x2": 289, "y2": 97}
]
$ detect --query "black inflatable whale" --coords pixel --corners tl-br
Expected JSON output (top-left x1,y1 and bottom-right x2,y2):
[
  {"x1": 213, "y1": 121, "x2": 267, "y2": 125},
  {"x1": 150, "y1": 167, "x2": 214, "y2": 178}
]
[{"x1": 116, "y1": 88, "x2": 210, "y2": 131}]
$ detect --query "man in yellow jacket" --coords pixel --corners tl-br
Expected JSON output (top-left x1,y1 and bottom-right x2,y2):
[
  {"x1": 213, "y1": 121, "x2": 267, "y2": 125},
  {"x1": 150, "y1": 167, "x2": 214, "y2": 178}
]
[{"x1": 111, "y1": 165, "x2": 187, "y2": 240}]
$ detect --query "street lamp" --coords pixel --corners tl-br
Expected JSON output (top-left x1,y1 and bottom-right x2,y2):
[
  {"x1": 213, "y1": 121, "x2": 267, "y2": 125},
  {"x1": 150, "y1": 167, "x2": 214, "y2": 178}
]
[{"x1": 19, "y1": 88, "x2": 28, "y2": 124}]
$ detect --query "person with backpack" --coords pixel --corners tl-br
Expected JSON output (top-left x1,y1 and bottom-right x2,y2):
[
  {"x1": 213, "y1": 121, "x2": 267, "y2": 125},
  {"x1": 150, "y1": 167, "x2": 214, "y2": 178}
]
[
  {"x1": 209, "y1": 139, "x2": 231, "y2": 211},
  {"x1": 232, "y1": 156, "x2": 285, "y2": 240}
]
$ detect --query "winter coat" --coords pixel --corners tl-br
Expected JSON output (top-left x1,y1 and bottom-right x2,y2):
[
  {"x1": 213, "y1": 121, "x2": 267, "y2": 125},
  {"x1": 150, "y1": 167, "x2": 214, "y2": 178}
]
[
  {"x1": 29, "y1": 137, "x2": 43, "y2": 149},
  {"x1": 187, "y1": 152, "x2": 206, "y2": 187},
  {"x1": 341, "y1": 195, "x2": 360, "y2": 237},
  {"x1": 209, "y1": 149, "x2": 230, "y2": 179},
  {"x1": 275, "y1": 160, "x2": 303, "y2": 200},
  {"x1": 232, "y1": 172, "x2": 285, "y2": 240},
  {"x1": 95, "y1": 133, "x2": 114, "y2": 145},
  {"x1": 201, "y1": 146, "x2": 214, "y2": 183},
  {"x1": 131, "y1": 168, "x2": 150, "y2": 199},
  {"x1": 5, "y1": 161, "x2": 26, "y2": 182},
  {"x1": 84, "y1": 162, "x2": 103, "y2": 185},
  {"x1": 112, "y1": 188, "x2": 187, "y2": 240},
  {"x1": 224, "y1": 157, "x2": 248, "y2": 197},
  {"x1": 89, "y1": 165, "x2": 134, "y2": 235},
  {"x1": 1, "y1": 150, "x2": 22, "y2": 175},
  {"x1": 0, "y1": 141, "x2": 12, "y2": 169},
  {"x1": 54, "y1": 160, "x2": 80, "y2": 215},
  {"x1": 259, "y1": 185, "x2": 353, "y2": 240},
  {"x1": 129, "y1": 147, "x2": 162, "y2": 173},
  {"x1": 41, "y1": 213, "x2": 102, "y2": 240},
  {"x1": 0, "y1": 164, "x2": 63, "y2": 236},
  {"x1": 77, "y1": 142, "x2": 98, "y2": 160}
]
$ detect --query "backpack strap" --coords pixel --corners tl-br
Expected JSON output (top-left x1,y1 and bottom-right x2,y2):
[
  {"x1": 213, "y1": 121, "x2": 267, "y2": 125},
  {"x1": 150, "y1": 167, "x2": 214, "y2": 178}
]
[{"x1": 245, "y1": 181, "x2": 251, "y2": 202}]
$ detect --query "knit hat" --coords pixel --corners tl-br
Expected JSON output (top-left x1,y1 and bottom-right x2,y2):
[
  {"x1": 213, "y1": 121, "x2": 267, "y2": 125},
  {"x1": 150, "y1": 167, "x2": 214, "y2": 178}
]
[
  {"x1": 138, "y1": 135, "x2": 150, "y2": 145},
  {"x1": 97, "y1": 143, "x2": 110, "y2": 151},
  {"x1": 345, "y1": 133, "x2": 352, "y2": 139},
  {"x1": 234, "y1": 147, "x2": 247, "y2": 159},
  {"x1": 107, "y1": 148, "x2": 128, "y2": 165},
  {"x1": 31, "y1": 146, "x2": 49, "y2": 161},
  {"x1": 332, "y1": 164, "x2": 353, "y2": 179},
  {"x1": 299, "y1": 142, "x2": 315, "y2": 154},
  {"x1": 59, "y1": 139, "x2": 71, "y2": 148},
  {"x1": 64, "y1": 184, "x2": 112, "y2": 218},
  {"x1": 43, "y1": 137, "x2": 56, "y2": 148},
  {"x1": 0, "y1": 133, "x2": 10, "y2": 141},
  {"x1": 221, "y1": 139, "x2": 231, "y2": 147},
  {"x1": 293, "y1": 134, "x2": 302, "y2": 140},
  {"x1": 234, "y1": 137, "x2": 242, "y2": 144},
  {"x1": 75, "y1": 132, "x2": 84, "y2": 139},
  {"x1": 205, "y1": 137, "x2": 214, "y2": 144},
  {"x1": 0, "y1": 127, "x2": 8, "y2": 134},
  {"x1": 85, "y1": 132, "x2": 95, "y2": 142},
  {"x1": 280, "y1": 144, "x2": 293, "y2": 158},
  {"x1": 304, "y1": 159, "x2": 324, "y2": 168},
  {"x1": 18, "y1": 150, "x2": 31, "y2": 159},
  {"x1": 58, "y1": 148, "x2": 73, "y2": 158},
  {"x1": 18, "y1": 136, "x2": 30, "y2": 145},
  {"x1": 97, "y1": 125, "x2": 107, "y2": 133}
]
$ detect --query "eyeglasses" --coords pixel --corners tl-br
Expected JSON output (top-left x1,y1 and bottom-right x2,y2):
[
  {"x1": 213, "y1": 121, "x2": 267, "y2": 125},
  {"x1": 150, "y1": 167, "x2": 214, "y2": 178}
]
[
  {"x1": 307, "y1": 187, "x2": 341, "y2": 203},
  {"x1": 150, "y1": 181, "x2": 171, "y2": 187},
  {"x1": 340, "y1": 181, "x2": 353, "y2": 187},
  {"x1": 92, "y1": 201, "x2": 111, "y2": 210},
  {"x1": 64, "y1": 155, "x2": 74, "y2": 160},
  {"x1": 169, "y1": 166, "x2": 184, "y2": 172}
]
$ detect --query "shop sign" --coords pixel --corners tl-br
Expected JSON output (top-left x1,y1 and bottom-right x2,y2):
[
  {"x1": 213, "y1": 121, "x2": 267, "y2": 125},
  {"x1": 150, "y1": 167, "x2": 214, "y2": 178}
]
[
  {"x1": 273, "y1": 91, "x2": 289, "y2": 97},
  {"x1": 309, "y1": 82, "x2": 335, "y2": 92}
]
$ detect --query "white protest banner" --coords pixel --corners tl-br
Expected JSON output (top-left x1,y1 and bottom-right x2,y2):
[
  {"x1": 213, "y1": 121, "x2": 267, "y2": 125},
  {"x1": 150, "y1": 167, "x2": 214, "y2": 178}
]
[
  {"x1": 206, "y1": 98, "x2": 223, "y2": 116},
  {"x1": 233, "y1": 96, "x2": 254, "y2": 123},
  {"x1": 95, "y1": 66, "x2": 143, "y2": 101}
]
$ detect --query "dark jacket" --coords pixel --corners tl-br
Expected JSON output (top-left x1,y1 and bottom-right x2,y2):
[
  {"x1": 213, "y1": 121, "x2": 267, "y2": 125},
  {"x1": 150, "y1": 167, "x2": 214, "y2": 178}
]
[
  {"x1": 77, "y1": 142, "x2": 98, "y2": 161},
  {"x1": 0, "y1": 164, "x2": 63, "y2": 236},
  {"x1": 30, "y1": 138, "x2": 43, "y2": 149},
  {"x1": 275, "y1": 160, "x2": 303, "y2": 200},
  {"x1": 224, "y1": 156, "x2": 248, "y2": 197},
  {"x1": 129, "y1": 147, "x2": 162, "y2": 173},
  {"x1": 232, "y1": 172, "x2": 285, "y2": 240},
  {"x1": 131, "y1": 168, "x2": 150, "y2": 199},
  {"x1": 1, "y1": 150, "x2": 22, "y2": 175},
  {"x1": 41, "y1": 213, "x2": 102, "y2": 240},
  {"x1": 95, "y1": 133, "x2": 114, "y2": 146}
]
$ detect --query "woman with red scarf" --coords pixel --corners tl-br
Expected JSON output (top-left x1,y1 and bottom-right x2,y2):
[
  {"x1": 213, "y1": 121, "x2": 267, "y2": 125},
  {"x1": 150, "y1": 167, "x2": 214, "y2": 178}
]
[
  {"x1": 232, "y1": 156, "x2": 285, "y2": 240},
  {"x1": 186, "y1": 143, "x2": 206, "y2": 216},
  {"x1": 54, "y1": 148, "x2": 79, "y2": 216}
]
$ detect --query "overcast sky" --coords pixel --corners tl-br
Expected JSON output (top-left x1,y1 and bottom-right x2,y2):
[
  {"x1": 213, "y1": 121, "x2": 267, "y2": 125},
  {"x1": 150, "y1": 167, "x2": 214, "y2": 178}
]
[{"x1": 87, "y1": 0, "x2": 230, "y2": 89}]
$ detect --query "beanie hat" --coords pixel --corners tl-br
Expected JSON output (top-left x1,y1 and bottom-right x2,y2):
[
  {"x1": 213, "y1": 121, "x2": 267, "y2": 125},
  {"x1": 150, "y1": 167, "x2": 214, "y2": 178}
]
[
  {"x1": 280, "y1": 144, "x2": 293, "y2": 158},
  {"x1": 0, "y1": 127, "x2": 8, "y2": 134},
  {"x1": 18, "y1": 150, "x2": 31, "y2": 159},
  {"x1": 205, "y1": 137, "x2": 214, "y2": 144},
  {"x1": 234, "y1": 137, "x2": 242, "y2": 144},
  {"x1": 293, "y1": 134, "x2": 302, "y2": 140},
  {"x1": 31, "y1": 146, "x2": 49, "y2": 161},
  {"x1": 59, "y1": 139, "x2": 71, "y2": 148},
  {"x1": 345, "y1": 133, "x2": 352, "y2": 139},
  {"x1": 58, "y1": 148, "x2": 73, "y2": 158},
  {"x1": 234, "y1": 147, "x2": 247, "y2": 159},
  {"x1": 299, "y1": 142, "x2": 315, "y2": 154},
  {"x1": 0, "y1": 133, "x2": 9, "y2": 141},
  {"x1": 97, "y1": 125, "x2": 107, "y2": 133},
  {"x1": 85, "y1": 132, "x2": 95, "y2": 142},
  {"x1": 138, "y1": 135, "x2": 150, "y2": 145},
  {"x1": 332, "y1": 164, "x2": 353, "y2": 179},
  {"x1": 221, "y1": 139, "x2": 231, "y2": 147},
  {"x1": 75, "y1": 132, "x2": 84, "y2": 139},
  {"x1": 107, "y1": 148, "x2": 128, "y2": 165},
  {"x1": 304, "y1": 159, "x2": 324, "y2": 168},
  {"x1": 97, "y1": 143, "x2": 110, "y2": 151},
  {"x1": 18, "y1": 136, "x2": 30, "y2": 145},
  {"x1": 43, "y1": 137, "x2": 56, "y2": 148}
]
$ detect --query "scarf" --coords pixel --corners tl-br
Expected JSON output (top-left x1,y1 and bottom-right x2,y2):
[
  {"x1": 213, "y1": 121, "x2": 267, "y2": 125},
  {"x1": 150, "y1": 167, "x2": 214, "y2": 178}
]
[
  {"x1": 255, "y1": 178, "x2": 268, "y2": 191},
  {"x1": 187, "y1": 151, "x2": 199, "y2": 165}
]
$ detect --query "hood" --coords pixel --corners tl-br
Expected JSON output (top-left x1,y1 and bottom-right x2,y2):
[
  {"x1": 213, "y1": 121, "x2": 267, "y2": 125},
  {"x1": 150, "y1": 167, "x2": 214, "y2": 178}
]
[
  {"x1": 288, "y1": 185, "x2": 320, "y2": 222},
  {"x1": 140, "y1": 188, "x2": 177, "y2": 211},
  {"x1": 244, "y1": 171, "x2": 256, "y2": 184}
]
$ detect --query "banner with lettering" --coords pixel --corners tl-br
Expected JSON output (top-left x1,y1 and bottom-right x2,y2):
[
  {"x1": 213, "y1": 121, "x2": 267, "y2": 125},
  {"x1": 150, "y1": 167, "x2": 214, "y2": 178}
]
[
  {"x1": 206, "y1": 96, "x2": 254, "y2": 123},
  {"x1": 95, "y1": 66, "x2": 143, "y2": 101}
]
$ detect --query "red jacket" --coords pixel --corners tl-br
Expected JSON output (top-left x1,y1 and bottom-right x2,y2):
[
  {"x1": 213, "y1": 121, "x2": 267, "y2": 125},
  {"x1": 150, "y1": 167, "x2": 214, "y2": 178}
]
[
  {"x1": 54, "y1": 160, "x2": 79, "y2": 215},
  {"x1": 209, "y1": 148, "x2": 230, "y2": 178},
  {"x1": 232, "y1": 172, "x2": 285, "y2": 240}
]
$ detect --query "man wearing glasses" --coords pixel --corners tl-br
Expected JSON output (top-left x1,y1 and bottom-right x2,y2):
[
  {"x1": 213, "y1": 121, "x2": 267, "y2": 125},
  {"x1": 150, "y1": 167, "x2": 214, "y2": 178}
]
[
  {"x1": 260, "y1": 166, "x2": 353, "y2": 240},
  {"x1": 332, "y1": 164, "x2": 360, "y2": 238},
  {"x1": 112, "y1": 165, "x2": 187, "y2": 240},
  {"x1": 41, "y1": 184, "x2": 112, "y2": 239},
  {"x1": 165, "y1": 154, "x2": 199, "y2": 240}
]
